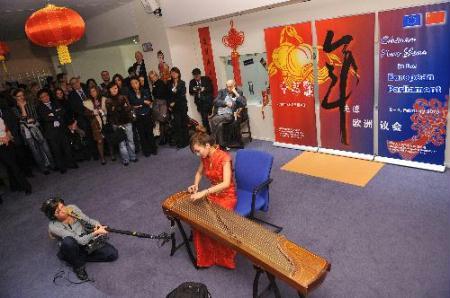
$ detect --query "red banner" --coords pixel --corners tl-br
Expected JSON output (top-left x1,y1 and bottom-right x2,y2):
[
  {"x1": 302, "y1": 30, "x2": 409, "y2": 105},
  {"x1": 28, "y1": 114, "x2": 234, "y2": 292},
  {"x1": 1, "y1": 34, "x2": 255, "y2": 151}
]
[
  {"x1": 264, "y1": 22, "x2": 317, "y2": 146},
  {"x1": 198, "y1": 27, "x2": 218, "y2": 97},
  {"x1": 316, "y1": 14, "x2": 375, "y2": 154}
]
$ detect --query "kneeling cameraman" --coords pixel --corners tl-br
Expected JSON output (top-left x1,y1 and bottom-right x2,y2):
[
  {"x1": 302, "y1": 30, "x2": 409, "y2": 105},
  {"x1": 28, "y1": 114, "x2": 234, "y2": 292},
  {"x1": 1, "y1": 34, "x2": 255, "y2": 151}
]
[{"x1": 41, "y1": 197, "x2": 118, "y2": 281}]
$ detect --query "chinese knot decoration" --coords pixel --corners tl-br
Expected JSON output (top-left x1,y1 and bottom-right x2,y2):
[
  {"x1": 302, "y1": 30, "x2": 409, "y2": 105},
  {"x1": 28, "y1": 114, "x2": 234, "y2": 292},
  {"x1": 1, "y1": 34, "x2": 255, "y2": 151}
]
[
  {"x1": 25, "y1": 4, "x2": 85, "y2": 65},
  {"x1": 0, "y1": 42, "x2": 10, "y2": 73},
  {"x1": 222, "y1": 20, "x2": 245, "y2": 86}
]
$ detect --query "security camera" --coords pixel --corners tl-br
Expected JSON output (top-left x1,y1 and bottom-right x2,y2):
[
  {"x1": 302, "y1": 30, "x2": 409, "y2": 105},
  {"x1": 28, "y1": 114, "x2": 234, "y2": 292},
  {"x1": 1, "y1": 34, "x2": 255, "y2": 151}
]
[{"x1": 141, "y1": 0, "x2": 162, "y2": 16}]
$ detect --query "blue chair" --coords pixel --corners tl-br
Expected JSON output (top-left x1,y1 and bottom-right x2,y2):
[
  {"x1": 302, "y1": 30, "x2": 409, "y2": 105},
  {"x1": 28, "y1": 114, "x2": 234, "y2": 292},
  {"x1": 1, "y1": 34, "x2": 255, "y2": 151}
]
[{"x1": 234, "y1": 149, "x2": 282, "y2": 232}]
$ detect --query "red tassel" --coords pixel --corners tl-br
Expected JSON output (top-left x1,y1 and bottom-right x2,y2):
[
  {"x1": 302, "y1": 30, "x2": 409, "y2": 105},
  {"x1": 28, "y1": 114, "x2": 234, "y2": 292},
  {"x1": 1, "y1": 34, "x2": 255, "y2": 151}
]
[{"x1": 231, "y1": 51, "x2": 242, "y2": 86}]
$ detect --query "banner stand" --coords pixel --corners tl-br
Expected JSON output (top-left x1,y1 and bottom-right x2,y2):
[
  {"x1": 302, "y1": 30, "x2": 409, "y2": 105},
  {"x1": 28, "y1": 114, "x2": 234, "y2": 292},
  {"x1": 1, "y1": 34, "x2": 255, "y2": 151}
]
[
  {"x1": 318, "y1": 148, "x2": 374, "y2": 161},
  {"x1": 274, "y1": 142, "x2": 445, "y2": 171},
  {"x1": 374, "y1": 156, "x2": 446, "y2": 172},
  {"x1": 273, "y1": 142, "x2": 318, "y2": 152}
]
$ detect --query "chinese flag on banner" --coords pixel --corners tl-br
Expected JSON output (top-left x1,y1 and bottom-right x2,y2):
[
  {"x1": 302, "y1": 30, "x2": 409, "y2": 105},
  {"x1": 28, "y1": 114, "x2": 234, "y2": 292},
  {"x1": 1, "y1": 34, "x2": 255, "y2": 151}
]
[{"x1": 425, "y1": 11, "x2": 446, "y2": 25}]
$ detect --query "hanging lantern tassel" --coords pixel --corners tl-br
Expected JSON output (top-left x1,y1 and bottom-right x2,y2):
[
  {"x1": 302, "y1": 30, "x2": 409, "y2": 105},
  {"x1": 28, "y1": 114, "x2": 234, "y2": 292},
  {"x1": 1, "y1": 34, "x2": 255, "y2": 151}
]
[
  {"x1": 57, "y1": 45, "x2": 72, "y2": 65},
  {"x1": 231, "y1": 51, "x2": 242, "y2": 86},
  {"x1": 0, "y1": 56, "x2": 7, "y2": 73}
]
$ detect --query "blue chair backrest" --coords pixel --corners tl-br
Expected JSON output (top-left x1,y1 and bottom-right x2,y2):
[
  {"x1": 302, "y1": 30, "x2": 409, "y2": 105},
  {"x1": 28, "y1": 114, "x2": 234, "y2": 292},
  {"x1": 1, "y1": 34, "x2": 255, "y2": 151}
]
[{"x1": 235, "y1": 149, "x2": 273, "y2": 192}]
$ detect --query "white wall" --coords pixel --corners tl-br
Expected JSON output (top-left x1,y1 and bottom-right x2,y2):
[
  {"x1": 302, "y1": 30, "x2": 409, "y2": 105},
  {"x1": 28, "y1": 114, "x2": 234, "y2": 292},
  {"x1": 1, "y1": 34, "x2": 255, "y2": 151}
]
[
  {"x1": 84, "y1": 1, "x2": 138, "y2": 48},
  {"x1": 161, "y1": 0, "x2": 293, "y2": 27},
  {"x1": 164, "y1": 0, "x2": 450, "y2": 164}
]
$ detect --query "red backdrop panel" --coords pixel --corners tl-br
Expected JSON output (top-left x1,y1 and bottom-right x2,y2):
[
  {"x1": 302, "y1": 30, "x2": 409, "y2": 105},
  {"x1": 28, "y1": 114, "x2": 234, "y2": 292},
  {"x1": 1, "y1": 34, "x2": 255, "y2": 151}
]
[
  {"x1": 198, "y1": 27, "x2": 218, "y2": 98},
  {"x1": 316, "y1": 14, "x2": 375, "y2": 154},
  {"x1": 264, "y1": 22, "x2": 317, "y2": 146}
]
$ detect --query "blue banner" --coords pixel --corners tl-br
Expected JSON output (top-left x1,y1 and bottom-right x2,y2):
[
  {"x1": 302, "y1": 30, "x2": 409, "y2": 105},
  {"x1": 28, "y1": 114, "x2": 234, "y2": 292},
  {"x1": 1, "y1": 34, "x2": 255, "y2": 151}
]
[{"x1": 378, "y1": 3, "x2": 450, "y2": 165}]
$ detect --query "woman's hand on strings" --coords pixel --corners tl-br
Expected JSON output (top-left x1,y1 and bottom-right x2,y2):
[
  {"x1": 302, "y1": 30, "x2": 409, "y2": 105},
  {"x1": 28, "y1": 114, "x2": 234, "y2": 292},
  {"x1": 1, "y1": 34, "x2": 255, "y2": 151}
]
[
  {"x1": 190, "y1": 189, "x2": 207, "y2": 201},
  {"x1": 187, "y1": 184, "x2": 198, "y2": 194}
]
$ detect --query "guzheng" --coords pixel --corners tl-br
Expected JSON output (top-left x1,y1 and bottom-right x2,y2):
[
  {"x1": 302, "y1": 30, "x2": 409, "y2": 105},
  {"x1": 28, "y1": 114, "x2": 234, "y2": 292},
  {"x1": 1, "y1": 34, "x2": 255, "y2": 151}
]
[{"x1": 162, "y1": 191, "x2": 331, "y2": 296}]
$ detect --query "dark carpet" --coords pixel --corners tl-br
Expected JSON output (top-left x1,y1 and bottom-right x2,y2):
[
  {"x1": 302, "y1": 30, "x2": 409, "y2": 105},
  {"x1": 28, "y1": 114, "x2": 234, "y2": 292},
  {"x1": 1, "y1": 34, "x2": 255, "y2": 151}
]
[{"x1": 0, "y1": 140, "x2": 448, "y2": 298}]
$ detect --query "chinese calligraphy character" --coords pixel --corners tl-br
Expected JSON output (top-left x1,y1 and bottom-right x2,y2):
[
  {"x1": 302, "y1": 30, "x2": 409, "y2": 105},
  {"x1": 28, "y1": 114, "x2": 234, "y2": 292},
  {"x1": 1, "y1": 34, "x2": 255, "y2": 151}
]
[
  {"x1": 380, "y1": 121, "x2": 389, "y2": 130},
  {"x1": 352, "y1": 118, "x2": 362, "y2": 128},
  {"x1": 363, "y1": 119, "x2": 373, "y2": 128},
  {"x1": 303, "y1": 80, "x2": 313, "y2": 97},
  {"x1": 392, "y1": 122, "x2": 402, "y2": 131},
  {"x1": 321, "y1": 31, "x2": 359, "y2": 146},
  {"x1": 280, "y1": 83, "x2": 288, "y2": 95}
]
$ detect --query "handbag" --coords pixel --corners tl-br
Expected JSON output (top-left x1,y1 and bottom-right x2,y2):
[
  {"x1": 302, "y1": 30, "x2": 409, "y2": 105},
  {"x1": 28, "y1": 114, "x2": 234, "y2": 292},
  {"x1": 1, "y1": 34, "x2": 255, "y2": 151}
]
[
  {"x1": 166, "y1": 282, "x2": 211, "y2": 298},
  {"x1": 102, "y1": 123, "x2": 127, "y2": 144}
]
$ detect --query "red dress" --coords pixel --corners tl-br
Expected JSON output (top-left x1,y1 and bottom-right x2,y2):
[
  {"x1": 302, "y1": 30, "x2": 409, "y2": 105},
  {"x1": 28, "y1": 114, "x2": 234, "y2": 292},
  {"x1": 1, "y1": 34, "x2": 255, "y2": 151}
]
[{"x1": 193, "y1": 149, "x2": 237, "y2": 269}]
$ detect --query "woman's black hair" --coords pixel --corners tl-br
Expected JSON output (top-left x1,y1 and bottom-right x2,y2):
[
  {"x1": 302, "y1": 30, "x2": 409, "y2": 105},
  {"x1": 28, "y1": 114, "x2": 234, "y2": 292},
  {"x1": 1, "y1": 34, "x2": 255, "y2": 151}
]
[
  {"x1": 36, "y1": 88, "x2": 50, "y2": 99},
  {"x1": 170, "y1": 67, "x2": 181, "y2": 80},
  {"x1": 86, "y1": 78, "x2": 98, "y2": 87},
  {"x1": 54, "y1": 87, "x2": 65, "y2": 100},
  {"x1": 106, "y1": 82, "x2": 119, "y2": 97},
  {"x1": 189, "y1": 130, "x2": 216, "y2": 153},
  {"x1": 12, "y1": 88, "x2": 25, "y2": 97},
  {"x1": 112, "y1": 74, "x2": 124, "y2": 83},
  {"x1": 41, "y1": 196, "x2": 65, "y2": 220}
]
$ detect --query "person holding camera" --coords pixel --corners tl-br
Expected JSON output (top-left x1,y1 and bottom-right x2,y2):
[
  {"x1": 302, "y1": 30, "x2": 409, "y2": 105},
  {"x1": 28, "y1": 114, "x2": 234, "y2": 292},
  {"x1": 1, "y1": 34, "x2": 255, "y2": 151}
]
[
  {"x1": 189, "y1": 68, "x2": 214, "y2": 134},
  {"x1": 41, "y1": 197, "x2": 118, "y2": 281}
]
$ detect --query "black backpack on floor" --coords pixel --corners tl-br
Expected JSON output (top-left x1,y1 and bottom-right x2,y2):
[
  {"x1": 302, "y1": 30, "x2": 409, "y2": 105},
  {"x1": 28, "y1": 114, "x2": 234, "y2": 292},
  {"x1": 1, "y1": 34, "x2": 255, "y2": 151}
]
[{"x1": 166, "y1": 282, "x2": 211, "y2": 298}]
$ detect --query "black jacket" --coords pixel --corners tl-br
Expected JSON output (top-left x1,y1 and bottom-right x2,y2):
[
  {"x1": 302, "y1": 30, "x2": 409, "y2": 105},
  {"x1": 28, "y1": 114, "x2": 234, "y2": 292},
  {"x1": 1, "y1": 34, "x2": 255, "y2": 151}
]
[
  {"x1": 189, "y1": 76, "x2": 213, "y2": 109},
  {"x1": 68, "y1": 88, "x2": 89, "y2": 129},
  {"x1": 0, "y1": 106, "x2": 22, "y2": 145},
  {"x1": 151, "y1": 79, "x2": 168, "y2": 101},
  {"x1": 167, "y1": 80, "x2": 188, "y2": 112},
  {"x1": 36, "y1": 100, "x2": 66, "y2": 139},
  {"x1": 133, "y1": 60, "x2": 149, "y2": 89}
]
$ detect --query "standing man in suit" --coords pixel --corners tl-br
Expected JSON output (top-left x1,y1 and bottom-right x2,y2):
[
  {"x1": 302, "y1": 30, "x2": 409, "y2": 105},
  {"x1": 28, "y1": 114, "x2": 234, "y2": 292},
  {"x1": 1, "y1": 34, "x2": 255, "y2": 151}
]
[
  {"x1": 36, "y1": 89, "x2": 77, "y2": 174},
  {"x1": 68, "y1": 77, "x2": 97, "y2": 159},
  {"x1": 133, "y1": 51, "x2": 149, "y2": 90},
  {"x1": 68, "y1": 77, "x2": 88, "y2": 126},
  {"x1": 189, "y1": 68, "x2": 214, "y2": 134}
]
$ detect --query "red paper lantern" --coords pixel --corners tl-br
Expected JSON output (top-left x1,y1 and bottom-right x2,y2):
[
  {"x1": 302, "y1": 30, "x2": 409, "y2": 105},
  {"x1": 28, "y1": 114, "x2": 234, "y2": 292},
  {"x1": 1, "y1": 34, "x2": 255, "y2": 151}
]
[
  {"x1": 222, "y1": 20, "x2": 245, "y2": 86},
  {"x1": 0, "y1": 42, "x2": 10, "y2": 73},
  {"x1": 25, "y1": 4, "x2": 85, "y2": 65}
]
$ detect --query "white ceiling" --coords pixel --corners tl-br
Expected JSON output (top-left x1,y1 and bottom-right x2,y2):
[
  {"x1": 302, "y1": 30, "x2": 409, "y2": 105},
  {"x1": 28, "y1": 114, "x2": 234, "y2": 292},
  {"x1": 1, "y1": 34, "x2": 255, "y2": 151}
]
[{"x1": 0, "y1": 0, "x2": 134, "y2": 40}]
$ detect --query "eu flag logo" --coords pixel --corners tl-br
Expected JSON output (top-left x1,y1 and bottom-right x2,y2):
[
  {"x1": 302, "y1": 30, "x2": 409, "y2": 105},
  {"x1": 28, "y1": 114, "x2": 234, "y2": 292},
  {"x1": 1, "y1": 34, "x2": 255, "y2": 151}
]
[{"x1": 403, "y1": 13, "x2": 422, "y2": 28}]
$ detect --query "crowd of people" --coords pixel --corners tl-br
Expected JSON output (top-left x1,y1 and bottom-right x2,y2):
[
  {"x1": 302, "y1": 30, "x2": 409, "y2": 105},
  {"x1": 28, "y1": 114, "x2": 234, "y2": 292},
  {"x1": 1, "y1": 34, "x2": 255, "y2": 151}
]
[{"x1": 0, "y1": 51, "x2": 247, "y2": 198}]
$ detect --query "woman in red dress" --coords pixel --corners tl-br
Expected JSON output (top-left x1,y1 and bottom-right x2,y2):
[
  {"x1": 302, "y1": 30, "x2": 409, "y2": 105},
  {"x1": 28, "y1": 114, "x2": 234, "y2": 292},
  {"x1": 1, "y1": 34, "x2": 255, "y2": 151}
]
[{"x1": 188, "y1": 132, "x2": 237, "y2": 269}]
